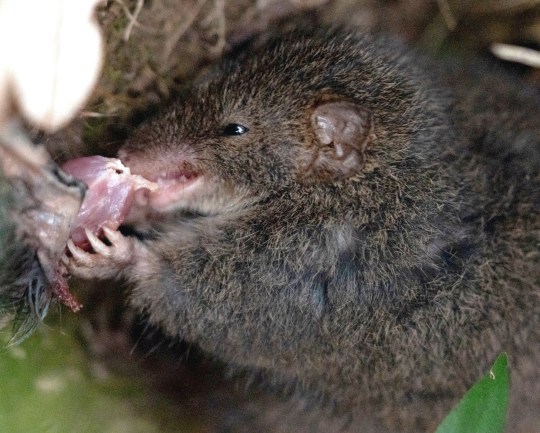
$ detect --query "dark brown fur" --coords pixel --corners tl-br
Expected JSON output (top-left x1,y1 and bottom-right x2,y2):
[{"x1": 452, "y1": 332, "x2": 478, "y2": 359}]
[{"x1": 82, "y1": 30, "x2": 540, "y2": 432}]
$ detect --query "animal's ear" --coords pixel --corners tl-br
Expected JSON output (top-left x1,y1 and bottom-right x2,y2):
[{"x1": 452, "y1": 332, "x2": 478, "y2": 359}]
[{"x1": 301, "y1": 101, "x2": 375, "y2": 182}]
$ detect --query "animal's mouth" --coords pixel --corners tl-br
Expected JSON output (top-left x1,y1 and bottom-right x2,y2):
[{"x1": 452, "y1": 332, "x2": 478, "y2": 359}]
[{"x1": 135, "y1": 168, "x2": 205, "y2": 211}]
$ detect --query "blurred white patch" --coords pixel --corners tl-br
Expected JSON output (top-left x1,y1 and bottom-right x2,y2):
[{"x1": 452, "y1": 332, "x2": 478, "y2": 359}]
[
  {"x1": 35, "y1": 373, "x2": 67, "y2": 393},
  {"x1": 8, "y1": 345, "x2": 27, "y2": 360},
  {"x1": 0, "y1": 0, "x2": 103, "y2": 131},
  {"x1": 491, "y1": 43, "x2": 540, "y2": 68}
]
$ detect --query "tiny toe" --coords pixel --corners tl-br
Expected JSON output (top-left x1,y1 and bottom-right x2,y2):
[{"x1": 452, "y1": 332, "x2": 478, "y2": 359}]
[
  {"x1": 85, "y1": 228, "x2": 111, "y2": 257},
  {"x1": 102, "y1": 226, "x2": 122, "y2": 244}
]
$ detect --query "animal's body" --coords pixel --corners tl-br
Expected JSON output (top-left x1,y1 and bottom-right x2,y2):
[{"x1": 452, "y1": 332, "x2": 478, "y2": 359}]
[{"x1": 67, "y1": 30, "x2": 540, "y2": 432}]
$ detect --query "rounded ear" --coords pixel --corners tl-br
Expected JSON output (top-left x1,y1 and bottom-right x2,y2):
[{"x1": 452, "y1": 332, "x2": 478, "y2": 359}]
[{"x1": 301, "y1": 101, "x2": 375, "y2": 182}]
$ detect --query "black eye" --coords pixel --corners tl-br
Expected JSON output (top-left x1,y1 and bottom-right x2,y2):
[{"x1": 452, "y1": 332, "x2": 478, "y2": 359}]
[{"x1": 222, "y1": 123, "x2": 249, "y2": 136}]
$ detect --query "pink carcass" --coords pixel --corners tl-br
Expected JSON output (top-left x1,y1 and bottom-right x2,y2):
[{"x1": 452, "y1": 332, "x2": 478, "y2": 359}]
[{"x1": 62, "y1": 156, "x2": 156, "y2": 249}]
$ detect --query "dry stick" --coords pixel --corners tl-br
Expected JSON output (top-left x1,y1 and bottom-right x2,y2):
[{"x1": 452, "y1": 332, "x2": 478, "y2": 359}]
[
  {"x1": 163, "y1": 0, "x2": 209, "y2": 62},
  {"x1": 123, "y1": 0, "x2": 145, "y2": 41},
  {"x1": 113, "y1": 0, "x2": 158, "y2": 38},
  {"x1": 80, "y1": 111, "x2": 119, "y2": 118},
  {"x1": 491, "y1": 43, "x2": 540, "y2": 68},
  {"x1": 436, "y1": 0, "x2": 457, "y2": 30}
]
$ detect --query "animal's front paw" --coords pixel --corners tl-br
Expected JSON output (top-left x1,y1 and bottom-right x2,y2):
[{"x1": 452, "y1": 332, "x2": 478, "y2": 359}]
[{"x1": 62, "y1": 227, "x2": 134, "y2": 280}]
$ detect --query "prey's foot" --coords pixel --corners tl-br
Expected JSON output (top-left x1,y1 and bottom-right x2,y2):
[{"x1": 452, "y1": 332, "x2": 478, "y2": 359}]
[{"x1": 62, "y1": 227, "x2": 134, "y2": 280}]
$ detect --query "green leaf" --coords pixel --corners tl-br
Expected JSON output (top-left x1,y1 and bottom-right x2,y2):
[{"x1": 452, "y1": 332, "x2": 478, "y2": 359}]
[{"x1": 434, "y1": 353, "x2": 509, "y2": 433}]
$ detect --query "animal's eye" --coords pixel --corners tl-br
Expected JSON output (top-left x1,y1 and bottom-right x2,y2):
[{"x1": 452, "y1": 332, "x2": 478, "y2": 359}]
[{"x1": 222, "y1": 123, "x2": 249, "y2": 136}]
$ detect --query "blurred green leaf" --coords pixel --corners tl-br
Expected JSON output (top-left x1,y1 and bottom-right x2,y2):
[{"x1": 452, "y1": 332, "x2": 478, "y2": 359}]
[{"x1": 435, "y1": 353, "x2": 509, "y2": 433}]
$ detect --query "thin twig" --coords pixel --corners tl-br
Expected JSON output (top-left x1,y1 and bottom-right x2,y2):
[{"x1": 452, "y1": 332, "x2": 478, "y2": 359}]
[
  {"x1": 491, "y1": 43, "x2": 540, "y2": 68},
  {"x1": 114, "y1": 0, "x2": 157, "y2": 39},
  {"x1": 80, "y1": 111, "x2": 119, "y2": 118},
  {"x1": 436, "y1": 0, "x2": 457, "y2": 30},
  {"x1": 163, "y1": 0, "x2": 208, "y2": 61},
  {"x1": 123, "y1": 0, "x2": 144, "y2": 41}
]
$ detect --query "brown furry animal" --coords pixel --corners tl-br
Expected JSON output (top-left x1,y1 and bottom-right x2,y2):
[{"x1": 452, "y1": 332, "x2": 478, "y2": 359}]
[{"x1": 66, "y1": 30, "x2": 540, "y2": 432}]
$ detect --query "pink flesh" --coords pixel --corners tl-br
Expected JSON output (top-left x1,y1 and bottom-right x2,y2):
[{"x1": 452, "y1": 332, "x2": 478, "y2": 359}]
[
  {"x1": 54, "y1": 264, "x2": 82, "y2": 312},
  {"x1": 62, "y1": 156, "x2": 156, "y2": 248}
]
